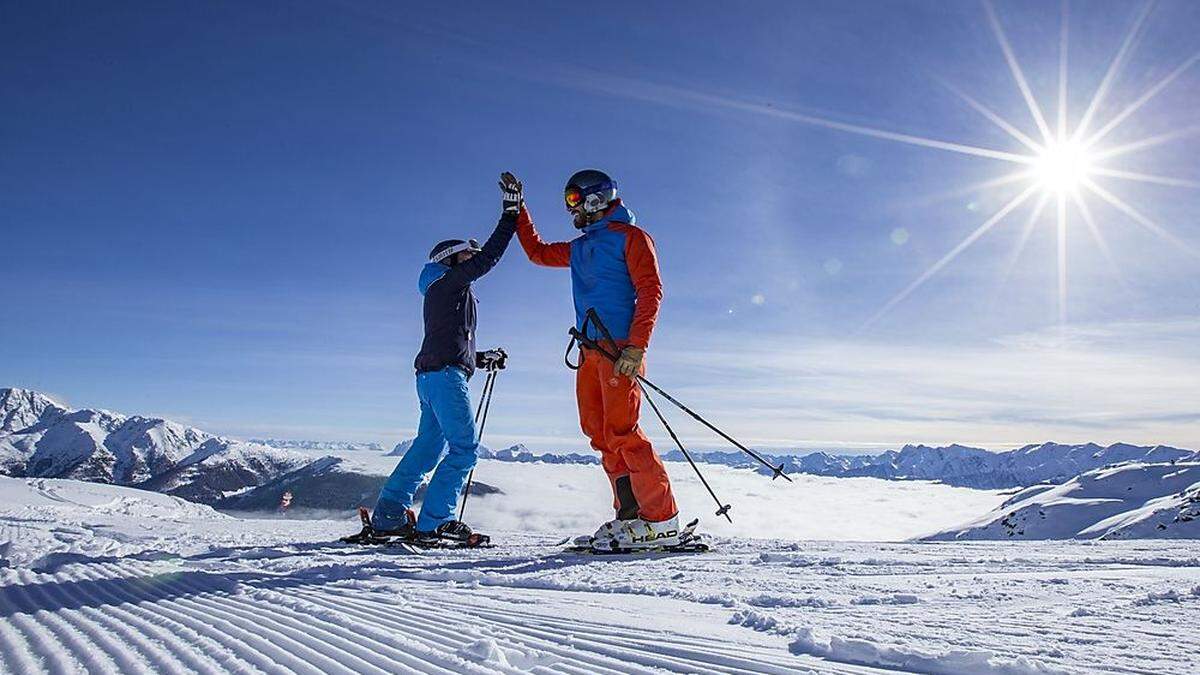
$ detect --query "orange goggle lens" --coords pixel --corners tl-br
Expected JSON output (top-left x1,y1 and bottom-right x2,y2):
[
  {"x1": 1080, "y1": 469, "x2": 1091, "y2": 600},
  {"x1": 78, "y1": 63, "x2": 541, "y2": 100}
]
[{"x1": 564, "y1": 189, "x2": 584, "y2": 208}]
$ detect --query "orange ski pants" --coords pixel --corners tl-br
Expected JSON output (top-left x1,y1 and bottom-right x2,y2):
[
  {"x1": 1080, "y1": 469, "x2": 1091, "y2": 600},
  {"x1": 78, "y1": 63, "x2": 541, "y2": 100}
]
[{"x1": 576, "y1": 347, "x2": 678, "y2": 523}]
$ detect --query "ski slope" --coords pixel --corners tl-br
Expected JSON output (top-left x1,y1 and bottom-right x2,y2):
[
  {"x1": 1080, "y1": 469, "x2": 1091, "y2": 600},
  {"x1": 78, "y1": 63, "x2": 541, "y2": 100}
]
[{"x1": 3, "y1": 477, "x2": 1200, "y2": 674}]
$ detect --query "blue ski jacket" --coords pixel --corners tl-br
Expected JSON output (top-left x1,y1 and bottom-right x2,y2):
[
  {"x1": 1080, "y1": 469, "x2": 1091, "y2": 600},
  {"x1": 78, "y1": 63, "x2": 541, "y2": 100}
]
[{"x1": 515, "y1": 200, "x2": 663, "y2": 348}]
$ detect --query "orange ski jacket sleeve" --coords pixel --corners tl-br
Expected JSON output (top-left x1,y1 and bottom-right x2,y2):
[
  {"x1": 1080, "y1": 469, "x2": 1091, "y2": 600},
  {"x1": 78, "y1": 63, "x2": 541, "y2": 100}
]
[
  {"x1": 515, "y1": 206, "x2": 571, "y2": 268},
  {"x1": 617, "y1": 224, "x2": 662, "y2": 350},
  {"x1": 517, "y1": 203, "x2": 662, "y2": 350}
]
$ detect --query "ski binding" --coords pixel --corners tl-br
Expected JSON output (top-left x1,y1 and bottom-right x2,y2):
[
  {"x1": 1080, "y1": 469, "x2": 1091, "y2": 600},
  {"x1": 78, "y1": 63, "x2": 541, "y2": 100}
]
[
  {"x1": 561, "y1": 518, "x2": 709, "y2": 554},
  {"x1": 340, "y1": 506, "x2": 491, "y2": 550}
]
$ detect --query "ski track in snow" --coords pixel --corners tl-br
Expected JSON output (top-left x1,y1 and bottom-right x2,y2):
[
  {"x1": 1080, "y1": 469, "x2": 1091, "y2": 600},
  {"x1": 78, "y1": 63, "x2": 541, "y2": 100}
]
[
  {"x1": 3, "y1": 479, "x2": 1200, "y2": 674},
  {"x1": 0, "y1": 550, "x2": 847, "y2": 675}
]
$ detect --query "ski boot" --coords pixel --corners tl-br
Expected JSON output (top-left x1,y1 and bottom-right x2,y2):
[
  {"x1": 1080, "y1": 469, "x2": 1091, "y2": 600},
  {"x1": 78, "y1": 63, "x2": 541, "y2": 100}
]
[
  {"x1": 592, "y1": 514, "x2": 682, "y2": 552},
  {"x1": 341, "y1": 506, "x2": 416, "y2": 545},
  {"x1": 413, "y1": 520, "x2": 491, "y2": 549},
  {"x1": 594, "y1": 516, "x2": 639, "y2": 540}
]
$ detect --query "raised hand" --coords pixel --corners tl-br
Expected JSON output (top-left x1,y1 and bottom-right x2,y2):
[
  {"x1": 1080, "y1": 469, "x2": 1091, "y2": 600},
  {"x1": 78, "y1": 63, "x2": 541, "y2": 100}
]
[{"x1": 499, "y1": 172, "x2": 523, "y2": 214}]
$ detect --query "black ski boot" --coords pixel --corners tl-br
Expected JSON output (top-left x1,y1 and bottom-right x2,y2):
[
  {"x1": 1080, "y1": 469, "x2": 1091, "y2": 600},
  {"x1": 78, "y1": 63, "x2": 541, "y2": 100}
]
[
  {"x1": 413, "y1": 520, "x2": 491, "y2": 548},
  {"x1": 341, "y1": 506, "x2": 417, "y2": 545}
]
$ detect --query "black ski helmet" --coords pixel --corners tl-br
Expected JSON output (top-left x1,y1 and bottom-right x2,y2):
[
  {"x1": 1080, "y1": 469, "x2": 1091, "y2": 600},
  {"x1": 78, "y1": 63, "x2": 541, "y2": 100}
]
[
  {"x1": 564, "y1": 169, "x2": 618, "y2": 215},
  {"x1": 429, "y1": 238, "x2": 481, "y2": 266}
]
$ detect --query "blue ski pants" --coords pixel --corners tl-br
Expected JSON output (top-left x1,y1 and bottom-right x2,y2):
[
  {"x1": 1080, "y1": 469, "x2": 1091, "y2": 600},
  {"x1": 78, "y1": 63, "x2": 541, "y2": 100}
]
[{"x1": 374, "y1": 366, "x2": 479, "y2": 532}]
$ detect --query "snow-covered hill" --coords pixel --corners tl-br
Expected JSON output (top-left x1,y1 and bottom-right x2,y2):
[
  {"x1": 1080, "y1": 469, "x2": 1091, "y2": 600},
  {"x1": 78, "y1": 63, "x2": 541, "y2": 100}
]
[
  {"x1": 2, "y1": 476, "x2": 1198, "y2": 674},
  {"x1": 0, "y1": 388, "x2": 311, "y2": 503},
  {"x1": 924, "y1": 462, "x2": 1200, "y2": 541}
]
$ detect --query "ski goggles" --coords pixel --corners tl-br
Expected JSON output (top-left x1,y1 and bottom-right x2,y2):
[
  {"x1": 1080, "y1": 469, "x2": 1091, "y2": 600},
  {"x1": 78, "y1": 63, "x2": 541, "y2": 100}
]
[
  {"x1": 430, "y1": 238, "x2": 481, "y2": 264},
  {"x1": 564, "y1": 187, "x2": 585, "y2": 209},
  {"x1": 564, "y1": 186, "x2": 614, "y2": 213}
]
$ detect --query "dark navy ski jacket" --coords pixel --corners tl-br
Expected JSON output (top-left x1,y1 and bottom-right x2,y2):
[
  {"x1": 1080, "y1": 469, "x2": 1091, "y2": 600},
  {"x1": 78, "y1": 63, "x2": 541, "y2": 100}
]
[{"x1": 414, "y1": 213, "x2": 516, "y2": 378}]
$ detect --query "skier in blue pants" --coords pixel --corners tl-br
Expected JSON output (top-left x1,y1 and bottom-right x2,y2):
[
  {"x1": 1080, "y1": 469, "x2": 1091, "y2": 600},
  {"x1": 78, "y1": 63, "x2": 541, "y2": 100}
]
[{"x1": 371, "y1": 176, "x2": 521, "y2": 542}]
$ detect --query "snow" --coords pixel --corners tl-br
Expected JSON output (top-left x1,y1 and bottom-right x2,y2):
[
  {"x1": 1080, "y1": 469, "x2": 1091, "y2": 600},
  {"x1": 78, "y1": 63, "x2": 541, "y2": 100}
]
[
  {"x1": 3, "y1": 388, "x2": 1199, "y2": 671},
  {"x1": 3, "y1": 475, "x2": 1199, "y2": 674},
  {"x1": 0, "y1": 389, "x2": 67, "y2": 435},
  {"x1": 305, "y1": 453, "x2": 1008, "y2": 542},
  {"x1": 924, "y1": 462, "x2": 1200, "y2": 540},
  {"x1": 6, "y1": 388, "x2": 1197, "y2": 544}
]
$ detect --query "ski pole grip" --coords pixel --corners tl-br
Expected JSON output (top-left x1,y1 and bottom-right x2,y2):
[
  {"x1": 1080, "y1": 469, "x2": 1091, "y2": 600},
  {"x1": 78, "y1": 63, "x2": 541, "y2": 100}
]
[
  {"x1": 568, "y1": 327, "x2": 619, "y2": 362},
  {"x1": 568, "y1": 327, "x2": 596, "y2": 351}
]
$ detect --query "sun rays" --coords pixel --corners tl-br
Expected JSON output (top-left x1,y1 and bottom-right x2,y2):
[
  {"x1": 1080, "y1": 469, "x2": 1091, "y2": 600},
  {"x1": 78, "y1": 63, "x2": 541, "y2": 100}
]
[
  {"x1": 535, "y1": 1, "x2": 1196, "y2": 331},
  {"x1": 854, "y1": 0, "x2": 1199, "y2": 330}
]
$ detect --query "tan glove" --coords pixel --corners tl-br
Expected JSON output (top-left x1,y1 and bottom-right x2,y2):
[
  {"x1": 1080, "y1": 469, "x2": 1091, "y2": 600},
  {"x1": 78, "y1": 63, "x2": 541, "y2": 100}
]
[{"x1": 613, "y1": 347, "x2": 645, "y2": 377}]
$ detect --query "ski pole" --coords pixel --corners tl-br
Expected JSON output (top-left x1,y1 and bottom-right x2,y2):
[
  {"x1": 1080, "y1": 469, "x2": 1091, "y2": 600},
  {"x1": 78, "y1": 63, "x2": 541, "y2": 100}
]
[
  {"x1": 641, "y1": 386, "x2": 734, "y2": 522},
  {"x1": 581, "y1": 310, "x2": 735, "y2": 521},
  {"x1": 570, "y1": 315, "x2": 792, "y2": 482},
  {"x1": 458, "y1": 368, "x2": 498, "y2": 521}
]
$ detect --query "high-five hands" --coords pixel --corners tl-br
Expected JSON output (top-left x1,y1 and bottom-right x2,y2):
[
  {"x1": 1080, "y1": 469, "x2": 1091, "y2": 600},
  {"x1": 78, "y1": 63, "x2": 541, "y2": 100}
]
[
  {"x1": 500, "y1": 172, "x2": 523, "y2": 214},
  {"x1": 613, "y1": 347, "x2": 644, "y2": 378}
]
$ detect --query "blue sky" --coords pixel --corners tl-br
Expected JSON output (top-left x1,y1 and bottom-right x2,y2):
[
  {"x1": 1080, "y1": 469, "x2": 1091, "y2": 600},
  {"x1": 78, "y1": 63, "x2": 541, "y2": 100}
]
[{"x1": 3, "y1": 1, "x2": 1198, "y2": 451}]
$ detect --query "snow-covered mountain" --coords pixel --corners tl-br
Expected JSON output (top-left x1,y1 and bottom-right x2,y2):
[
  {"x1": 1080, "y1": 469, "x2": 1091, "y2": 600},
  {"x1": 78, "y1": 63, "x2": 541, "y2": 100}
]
[
  {"x1": 482, "y1": 443, "x2": 601, "y2": 465},
  {"x1": 386, "y1": 438, "x2": 416, "y2": 456},
  {"x1": 250, "y1": 438, "x2": 385, "y2": 452},
  {"x1": 388, "y1": 440, "x2": 601, "y2": 464},
  {"x1": 9, "y1": 386, "x2": 1196, "y2": 519},
  {"x1": 923, "y1": 462, "x2": 1200, "y2": 540},
  {"x1": 0, "y1": 388, "x2": 311, "y2": 503},
  {"x1": 387, "y1": 436, "x2": 1196, "y2": 490},
  {"x1": 0, "y1": 387, "x2": 68, "y2": 434},
  {"x1": 216, "y1": 455, "x2": 502, "y2": 512},
  {"x1": 775, "y1": 441, "x2": 1197, "y2": 489}
]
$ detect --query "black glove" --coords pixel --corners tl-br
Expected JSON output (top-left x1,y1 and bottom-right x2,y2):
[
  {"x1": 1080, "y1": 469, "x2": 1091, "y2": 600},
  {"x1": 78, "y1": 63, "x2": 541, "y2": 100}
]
[
  {"x1": 476, "y1": 348, "x2": 508, "y2": 370},
  {"x1": 499, "y1": 172, "x2": 523, "y2": 214}
]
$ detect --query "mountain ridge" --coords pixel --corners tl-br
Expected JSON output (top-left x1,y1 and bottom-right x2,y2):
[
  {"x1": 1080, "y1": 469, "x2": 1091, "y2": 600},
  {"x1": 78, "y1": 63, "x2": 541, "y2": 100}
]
[
  {"x1": 7, "y1": 387, "x2": 1197, "y2": 509},
  {"x1": 0, "y1": 387, "x2": 311, "y2": 503},
  {"x1": 386, "y1": 432, "x2": 1196, "y2": 490}
]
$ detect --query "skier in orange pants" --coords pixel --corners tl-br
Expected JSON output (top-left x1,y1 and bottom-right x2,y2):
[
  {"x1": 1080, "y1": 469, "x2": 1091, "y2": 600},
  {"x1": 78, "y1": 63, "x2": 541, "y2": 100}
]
[{"x1": 503, "y1": 169, "x2": 681, "y2": 550}]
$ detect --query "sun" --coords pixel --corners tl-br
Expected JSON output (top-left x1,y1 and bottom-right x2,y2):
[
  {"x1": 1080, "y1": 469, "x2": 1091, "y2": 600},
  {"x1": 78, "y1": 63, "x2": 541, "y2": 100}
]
[
  {"x1": 1033, "y1": 139, "x2": 1094, "y2": 194},
  {"x1": 736, "y1": 1, "x2": 1200, "y2": 329},
  {"x1": 840, "y1": 0, "x2": 1200, "y2": 330}
]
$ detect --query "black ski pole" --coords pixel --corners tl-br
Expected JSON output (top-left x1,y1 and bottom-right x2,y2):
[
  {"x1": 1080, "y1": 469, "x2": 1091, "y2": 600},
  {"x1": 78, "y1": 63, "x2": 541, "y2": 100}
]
[
  {"x1": 641, "y1": 386, "x2": 734, "y2": 522},
  {"x1": 581, "y1": 309, "x2": 735, "y2": 520},
  {"x1": 458, "y1": 368, "x2": 498, "y2": 521},
  {"x1": 571, "y1": 312, "x2": 791, "y2": 481},
  {"x1": 632, "y1": 369, "x2": 792, "y2": 481}
]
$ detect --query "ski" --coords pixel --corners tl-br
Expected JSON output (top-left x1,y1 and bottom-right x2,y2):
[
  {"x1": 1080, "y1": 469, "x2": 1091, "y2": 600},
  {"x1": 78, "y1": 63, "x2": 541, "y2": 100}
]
[
  {"x1": 340, "y1": 506, "x2": 492, "y2": 550},
  {"x1": 409, "y1": 532, "x2": 492, "y2": 550},
  {"x1": 560, "y1": 518, "x2": 709, "y2": 555}
]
